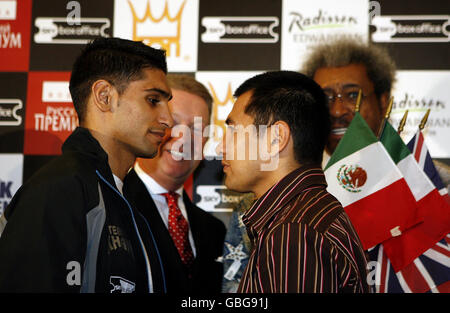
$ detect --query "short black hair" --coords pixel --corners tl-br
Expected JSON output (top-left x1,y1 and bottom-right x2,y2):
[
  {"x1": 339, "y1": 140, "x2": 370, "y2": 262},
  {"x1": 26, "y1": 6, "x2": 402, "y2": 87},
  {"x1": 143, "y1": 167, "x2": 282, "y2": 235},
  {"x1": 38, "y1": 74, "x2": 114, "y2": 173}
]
[
  {"x1": 234, "y1": 71, "x2": 330, "y2": 165},
  {"x1": 69, "y1": 37, "x2": 167, "y2": 123}
]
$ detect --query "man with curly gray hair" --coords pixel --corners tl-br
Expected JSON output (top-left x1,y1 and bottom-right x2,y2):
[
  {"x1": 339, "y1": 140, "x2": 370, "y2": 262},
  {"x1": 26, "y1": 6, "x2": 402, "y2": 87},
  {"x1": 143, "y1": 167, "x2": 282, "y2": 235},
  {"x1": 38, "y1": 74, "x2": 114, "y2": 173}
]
[
  {"x1": 302, "y1": 39, "x2": 396, "y2": 158},
  {"x1": 302, "y1": 39, "x2": 450, "y2": 293}
]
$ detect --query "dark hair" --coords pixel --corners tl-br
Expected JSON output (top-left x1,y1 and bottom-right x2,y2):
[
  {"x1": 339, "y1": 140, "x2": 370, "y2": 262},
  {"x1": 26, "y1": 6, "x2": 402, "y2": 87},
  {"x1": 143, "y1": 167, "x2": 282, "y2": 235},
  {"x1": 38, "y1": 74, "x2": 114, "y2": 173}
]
[
  {"x1": 69, "y1": 37, "x2": 167, "y2": 123},
  {"x1": 302, "y1": 39, "x2": 396, "y2": 100},
  {"x1": 234, "y1": 71, "x2": 330, "y2": 165}
]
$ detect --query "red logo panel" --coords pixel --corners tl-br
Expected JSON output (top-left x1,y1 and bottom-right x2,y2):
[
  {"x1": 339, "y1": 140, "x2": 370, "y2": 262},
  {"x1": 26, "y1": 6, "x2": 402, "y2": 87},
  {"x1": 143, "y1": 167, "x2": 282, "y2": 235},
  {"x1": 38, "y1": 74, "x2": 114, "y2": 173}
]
[
  {"x1": 0, "y1": 0, "x2": 32, "y2": 71},
  {"x1": 24, "y1": 72, "x2": 78, "y2": 155}
]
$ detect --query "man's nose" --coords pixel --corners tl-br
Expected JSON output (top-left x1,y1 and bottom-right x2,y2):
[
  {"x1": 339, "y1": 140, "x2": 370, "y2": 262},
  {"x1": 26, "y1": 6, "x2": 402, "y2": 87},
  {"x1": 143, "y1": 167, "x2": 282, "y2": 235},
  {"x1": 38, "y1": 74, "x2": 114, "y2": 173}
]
[
  {"x1": 159, "y1": 103, "x2": 175, "y2": 129},
  {"x1": 215, "y1": 134, "x2": 224, "y2": 157},
  {"x1": 329, "y1": 97, "x2": 352, "y2": 118}
]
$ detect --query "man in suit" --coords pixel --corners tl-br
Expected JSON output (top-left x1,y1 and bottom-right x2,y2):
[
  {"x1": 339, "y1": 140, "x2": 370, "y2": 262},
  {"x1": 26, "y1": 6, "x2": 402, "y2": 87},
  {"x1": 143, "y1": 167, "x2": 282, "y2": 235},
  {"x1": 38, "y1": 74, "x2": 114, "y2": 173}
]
[{"x1": 124, "y1": 74, "x2": 226, "y2": 294}]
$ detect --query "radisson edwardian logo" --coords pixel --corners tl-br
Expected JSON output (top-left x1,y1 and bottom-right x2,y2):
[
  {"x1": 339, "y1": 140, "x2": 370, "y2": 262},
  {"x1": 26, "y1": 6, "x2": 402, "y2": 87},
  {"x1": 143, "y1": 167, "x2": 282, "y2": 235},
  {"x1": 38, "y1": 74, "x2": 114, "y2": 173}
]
[{"x1": 337, "y1": 164, "x2": 367, "y2": 193}]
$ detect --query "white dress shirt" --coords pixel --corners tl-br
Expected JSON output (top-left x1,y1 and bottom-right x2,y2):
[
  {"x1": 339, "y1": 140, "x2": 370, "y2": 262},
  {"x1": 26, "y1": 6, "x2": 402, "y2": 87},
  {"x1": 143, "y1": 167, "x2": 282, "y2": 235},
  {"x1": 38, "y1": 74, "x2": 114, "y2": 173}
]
[
  {"x1": 134, "y1": 163, "x2": 196, "y2": 256},
  {"x1": 113, "y1": 174, "x2": 124, "y2": 195}
]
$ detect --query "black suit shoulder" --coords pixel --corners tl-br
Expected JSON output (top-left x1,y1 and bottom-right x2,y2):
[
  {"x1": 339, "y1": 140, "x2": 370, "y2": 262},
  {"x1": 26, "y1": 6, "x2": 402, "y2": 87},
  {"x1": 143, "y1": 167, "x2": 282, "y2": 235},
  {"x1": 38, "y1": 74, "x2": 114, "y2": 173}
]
[
  {"x1": 124, "y1": 169, "x2": 226, "y2": 294},
  {"x1": 183, "y1": 192, "x2": 226, "y2": 246}
]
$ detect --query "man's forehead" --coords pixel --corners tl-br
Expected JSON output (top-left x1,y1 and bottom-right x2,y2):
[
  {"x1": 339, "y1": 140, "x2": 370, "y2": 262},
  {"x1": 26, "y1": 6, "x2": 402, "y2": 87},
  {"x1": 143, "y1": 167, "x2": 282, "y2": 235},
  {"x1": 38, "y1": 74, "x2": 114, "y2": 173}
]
[
  {"x1": 137, "y1": 68, "x2": 171, "y2": 93},
  {"x1": 226, "y1": 90, "x2": 254, "y2": 124},
  {"x1": 313, "y1": 63, "x2": 372, "y2": 88}
]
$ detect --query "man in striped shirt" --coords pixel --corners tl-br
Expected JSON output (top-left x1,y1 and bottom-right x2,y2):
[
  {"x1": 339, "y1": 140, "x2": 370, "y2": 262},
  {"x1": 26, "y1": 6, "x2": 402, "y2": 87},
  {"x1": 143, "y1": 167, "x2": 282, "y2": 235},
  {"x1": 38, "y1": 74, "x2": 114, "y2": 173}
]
[{"x1": 216, "y1": 71, "x2": 370, "y2": 293}]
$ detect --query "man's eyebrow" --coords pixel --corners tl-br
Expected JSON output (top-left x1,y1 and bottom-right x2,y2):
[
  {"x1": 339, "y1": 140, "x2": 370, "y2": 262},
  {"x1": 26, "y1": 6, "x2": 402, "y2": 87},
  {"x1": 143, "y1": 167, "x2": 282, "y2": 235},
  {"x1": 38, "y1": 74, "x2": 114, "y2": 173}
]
[
  {"x1": 323, "y1": 84, "x2": 362, "y2": 91},
  {"x1": 342, "y1": 83, "x2": 361, "y2": 89},
  {"x1": 144, "y1": 88, "x2": 172, "y2": 100}
]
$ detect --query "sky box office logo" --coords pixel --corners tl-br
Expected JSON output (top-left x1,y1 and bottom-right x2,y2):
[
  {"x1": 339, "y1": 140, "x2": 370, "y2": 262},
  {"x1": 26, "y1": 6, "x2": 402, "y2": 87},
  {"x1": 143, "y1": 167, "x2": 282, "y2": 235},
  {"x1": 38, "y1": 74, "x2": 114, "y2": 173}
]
[
  {"x1": 0, "y1": 99, "x2": 22, "y2": 126},
  {"x1": 34, "y1": 17, "x2": 110, "y2": 44},
  {"x1": 201, "y1": 16, "x2": 279, "y2": 43},
  {"x1": 372, "y1": 15, "x2": 450, "y2": 43},
  {"x1": 196, "y1": 185, "x2": 246, "y2": 212}
]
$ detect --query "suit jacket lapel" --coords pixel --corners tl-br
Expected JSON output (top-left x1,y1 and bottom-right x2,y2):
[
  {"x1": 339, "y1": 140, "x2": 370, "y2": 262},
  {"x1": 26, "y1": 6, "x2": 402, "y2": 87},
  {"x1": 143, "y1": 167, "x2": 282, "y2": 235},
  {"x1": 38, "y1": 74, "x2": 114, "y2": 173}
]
[{"x1": 124, "y1": 169, "x2": 182, "y2": 263}]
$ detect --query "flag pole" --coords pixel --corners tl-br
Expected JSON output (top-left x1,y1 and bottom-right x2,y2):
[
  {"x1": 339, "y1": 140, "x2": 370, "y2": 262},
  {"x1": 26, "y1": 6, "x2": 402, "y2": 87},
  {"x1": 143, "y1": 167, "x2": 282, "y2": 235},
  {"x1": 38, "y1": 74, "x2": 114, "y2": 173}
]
[
  {"x1": 377, "y1": 96, "x2": 393, "y2": 139},
  {"x1": 419, "y1": 109, "x2": 431, "y2": 130},
  {"x1": 355, "y1": 89, "x2": 362, "y2": 113},
  {"x1": 397, "y1": 109, "x2": 409, "y2": 135}
]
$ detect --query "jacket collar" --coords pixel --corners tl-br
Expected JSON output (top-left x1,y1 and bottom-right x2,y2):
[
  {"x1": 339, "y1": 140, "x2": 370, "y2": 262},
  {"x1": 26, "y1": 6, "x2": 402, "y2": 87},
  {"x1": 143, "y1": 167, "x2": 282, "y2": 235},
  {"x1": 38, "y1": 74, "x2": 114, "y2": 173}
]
[
  {"x1": 242, "y1": 164, "x2": 327, "y2": 243},
  {"x1": 62, "y1": 127, "x2": 115, "y2": 187}
]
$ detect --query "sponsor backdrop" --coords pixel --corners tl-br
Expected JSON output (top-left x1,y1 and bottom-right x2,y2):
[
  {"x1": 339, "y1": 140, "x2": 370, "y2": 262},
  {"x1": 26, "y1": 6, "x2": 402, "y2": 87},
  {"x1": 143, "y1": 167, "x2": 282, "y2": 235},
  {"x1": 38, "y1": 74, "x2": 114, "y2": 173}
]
[{"x1": 0, "y1": 0, "x2": 449, "y2": 226}]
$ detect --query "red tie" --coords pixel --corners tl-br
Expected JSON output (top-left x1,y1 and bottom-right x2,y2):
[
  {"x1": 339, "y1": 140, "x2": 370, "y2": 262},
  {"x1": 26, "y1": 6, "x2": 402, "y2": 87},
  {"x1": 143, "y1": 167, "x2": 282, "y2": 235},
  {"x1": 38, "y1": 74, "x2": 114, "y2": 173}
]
[{"x1": 162, "y1": 191, "x2": 194, "y2": 267}]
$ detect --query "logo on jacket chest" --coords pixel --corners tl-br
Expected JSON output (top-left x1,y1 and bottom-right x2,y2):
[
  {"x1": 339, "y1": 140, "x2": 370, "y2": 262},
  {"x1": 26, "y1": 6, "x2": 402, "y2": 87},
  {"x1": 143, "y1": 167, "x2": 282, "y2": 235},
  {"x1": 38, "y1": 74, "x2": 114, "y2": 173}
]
[
  {"x1": 107, "y1": 225, "x2": 132, "y2": 253},
  {"x1": 110, "y1": 276, "x2": 136, "y2": 293}
]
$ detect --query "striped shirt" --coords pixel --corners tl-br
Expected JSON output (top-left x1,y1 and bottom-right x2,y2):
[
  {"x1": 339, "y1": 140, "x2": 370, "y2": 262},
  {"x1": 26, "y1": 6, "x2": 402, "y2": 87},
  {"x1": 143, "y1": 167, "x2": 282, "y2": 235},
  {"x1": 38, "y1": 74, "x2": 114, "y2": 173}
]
[{"x1": 237, "y1": 165, "x2": 370, "y2": 293}]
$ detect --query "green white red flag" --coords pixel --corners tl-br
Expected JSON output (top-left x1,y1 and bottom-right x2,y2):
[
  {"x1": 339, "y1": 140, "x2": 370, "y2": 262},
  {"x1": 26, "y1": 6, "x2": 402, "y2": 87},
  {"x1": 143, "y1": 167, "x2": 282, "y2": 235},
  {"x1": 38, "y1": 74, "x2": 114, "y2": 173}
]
[
  {"x1": 324, "y1": 113, "x2": 421, "y2": 250},
  {"x1": 380, "y1": 122, "x2": 450, "y2": 271}
]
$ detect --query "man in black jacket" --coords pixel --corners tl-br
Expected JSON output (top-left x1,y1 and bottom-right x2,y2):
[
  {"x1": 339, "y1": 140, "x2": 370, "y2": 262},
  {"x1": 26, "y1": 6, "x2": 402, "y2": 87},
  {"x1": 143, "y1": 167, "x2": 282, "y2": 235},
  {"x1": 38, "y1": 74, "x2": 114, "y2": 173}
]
[
  {"x1": 0, "y1": 37, "x2": 173, "y2": 293},
  {"x1": 124, "y1": 74, "x2": 226, "y2": 294}
]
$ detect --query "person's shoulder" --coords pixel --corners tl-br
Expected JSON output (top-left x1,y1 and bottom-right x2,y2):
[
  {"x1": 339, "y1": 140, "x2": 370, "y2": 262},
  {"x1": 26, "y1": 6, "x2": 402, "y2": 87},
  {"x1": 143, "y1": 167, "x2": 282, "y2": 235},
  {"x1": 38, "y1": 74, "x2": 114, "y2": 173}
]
[
  {"x1": 12, "y1": 153, "x2": 99, "y2": 211},
  {"x1": 26, "y1": 153, "x2": 96, "y2": 191},
  {"x1": 286, "y1": 187, "x2": 344, "y2": 234},
  {"x1": 322, "y1": 211, "x2": 364, "y2": 252},
  {"x1": 186, "y1": 198, "x2": 226, "y2": 230},
  {"x1": 3, "y1": 159, "x2": 97, "y2": 225}
]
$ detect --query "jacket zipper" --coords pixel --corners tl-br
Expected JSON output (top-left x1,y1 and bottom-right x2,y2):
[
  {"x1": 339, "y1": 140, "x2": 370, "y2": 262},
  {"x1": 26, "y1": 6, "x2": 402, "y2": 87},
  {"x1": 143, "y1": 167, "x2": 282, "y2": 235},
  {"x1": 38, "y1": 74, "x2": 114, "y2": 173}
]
[{"x1": 96, "y1": 170, "x2": 164, "y2": 293}]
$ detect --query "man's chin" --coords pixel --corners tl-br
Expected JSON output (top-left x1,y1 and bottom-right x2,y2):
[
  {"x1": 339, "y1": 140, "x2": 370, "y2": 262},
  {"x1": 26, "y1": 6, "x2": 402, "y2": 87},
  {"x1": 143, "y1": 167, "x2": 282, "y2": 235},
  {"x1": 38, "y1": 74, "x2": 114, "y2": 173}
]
[
  {"x1": 224, "y1": 176, "x2": 243, "y2": 193},
  {"x1": 136, "y1": 148, "x2": 158, "y2": 160}
]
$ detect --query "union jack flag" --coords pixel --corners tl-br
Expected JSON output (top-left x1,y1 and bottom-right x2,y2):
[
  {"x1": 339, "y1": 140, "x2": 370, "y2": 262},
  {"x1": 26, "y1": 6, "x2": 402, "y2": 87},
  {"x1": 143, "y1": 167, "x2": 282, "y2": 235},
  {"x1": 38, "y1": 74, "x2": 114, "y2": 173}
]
[
  {"x1": 368, "y1": 235, "x2": 450, "y2": 293},
  {"x1": 407, "y1": 130, "x2": 449, "y2": 199},
  {"x1": 368, "y1": 130, "x2": 450, "y2": 293}
]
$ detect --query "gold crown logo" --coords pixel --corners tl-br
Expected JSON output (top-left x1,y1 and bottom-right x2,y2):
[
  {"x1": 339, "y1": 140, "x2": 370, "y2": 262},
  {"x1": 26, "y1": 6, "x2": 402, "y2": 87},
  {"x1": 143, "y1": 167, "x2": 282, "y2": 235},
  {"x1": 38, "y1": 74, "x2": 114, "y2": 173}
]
[
  {"x1": 128, "y1": 0, "x2": 186, "y2": 57},
  {"x1": 208, "y1": 82, "x2": 234, "y2": 141}
]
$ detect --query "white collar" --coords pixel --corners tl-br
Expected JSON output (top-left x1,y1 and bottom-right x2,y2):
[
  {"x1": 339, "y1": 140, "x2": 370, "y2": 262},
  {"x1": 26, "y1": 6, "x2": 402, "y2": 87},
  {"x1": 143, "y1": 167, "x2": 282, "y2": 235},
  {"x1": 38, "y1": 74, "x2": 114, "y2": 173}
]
[
  {"x1": 134, "y1": 163, "x2": 183, "y2": 196},
  {"x1": 322, "y1": 150, "x2": 331, "y2": 169},
  {"x1": 113, "y1": 174, "x2": 124, "y2": 195}
]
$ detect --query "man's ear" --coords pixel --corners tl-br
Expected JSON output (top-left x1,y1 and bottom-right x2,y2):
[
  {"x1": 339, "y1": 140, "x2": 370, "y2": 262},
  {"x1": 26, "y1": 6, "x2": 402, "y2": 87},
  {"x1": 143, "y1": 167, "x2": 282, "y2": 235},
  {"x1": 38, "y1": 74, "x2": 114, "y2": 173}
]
[
  {"x1": 379, "y1": 92, "x2": 390, "y2": 116},
  {"x1": 270, "y1": 120, "x2": 291, "y2": 154},
  {"x1": 91, "y1": 80, "x2": 114, "y2": 112}
]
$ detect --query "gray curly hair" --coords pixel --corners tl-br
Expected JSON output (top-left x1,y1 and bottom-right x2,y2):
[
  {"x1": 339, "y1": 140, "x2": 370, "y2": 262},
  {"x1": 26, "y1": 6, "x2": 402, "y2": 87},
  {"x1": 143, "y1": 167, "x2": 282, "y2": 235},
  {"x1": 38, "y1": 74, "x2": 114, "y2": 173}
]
[{"x1": 301, "y1": 39, "x2": 396, "y2": 99}]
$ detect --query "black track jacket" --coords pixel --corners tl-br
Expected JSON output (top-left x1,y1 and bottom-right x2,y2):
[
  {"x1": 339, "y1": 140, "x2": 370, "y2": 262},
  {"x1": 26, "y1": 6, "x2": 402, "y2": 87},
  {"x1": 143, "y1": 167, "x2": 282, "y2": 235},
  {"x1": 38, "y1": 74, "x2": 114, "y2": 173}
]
[{"x1": 0, "y1": 127, "x2": 165, "y2": 293}]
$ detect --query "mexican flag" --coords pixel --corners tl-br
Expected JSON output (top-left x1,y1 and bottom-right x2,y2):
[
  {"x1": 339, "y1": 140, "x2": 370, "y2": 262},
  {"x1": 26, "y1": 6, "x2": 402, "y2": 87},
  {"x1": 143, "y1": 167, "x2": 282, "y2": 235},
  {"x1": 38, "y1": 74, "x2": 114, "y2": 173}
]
[
  {"x1": 324, "y1": 113, "x2": 421, "y2": 250},
  {"x1": 380, "y1": 123, "x2": 450, "y2": 271}
]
